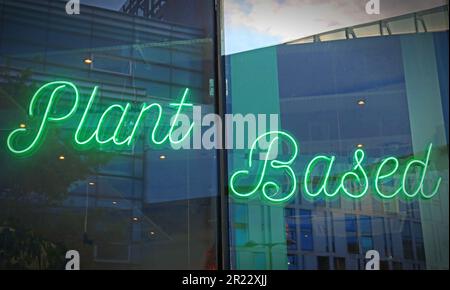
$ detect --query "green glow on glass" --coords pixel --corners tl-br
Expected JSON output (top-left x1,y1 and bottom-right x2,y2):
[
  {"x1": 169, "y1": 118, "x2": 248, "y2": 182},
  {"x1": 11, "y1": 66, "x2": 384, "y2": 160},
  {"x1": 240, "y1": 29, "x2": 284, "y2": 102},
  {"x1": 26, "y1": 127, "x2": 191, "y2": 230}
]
[
  {"x1": 229, "y1": 131, "x2": 298, "y2": 204},
  {"x1": 339, "y1": 149, "x2": 369, "y2": 199},
  {"x1": 229, "y1": 130, "x2": 442, "y2": 203},
  {"x1": 74, "y1": 86, "x2": 98, "y2": 146},
  {"x1": 74, "y1": 87, "x2": 133, "y2": 146},
  {"x1": 160, "y1": 88, "x2": 195, "y2": 145},
  {"x1": 303, "y1": 155, "x2": 339, "y2": 198},
  {"x1": 374, "y1": 157, "x2": 402, "y2": 199},
  {"x1": 7, "y1": 81, "x2": 79, "y2": 155},
  {"x1": 74, "y1": 87, "x2": 194, "y2": 148},
  {"x1": 401, "y1": 143, "x2": 442, "y2": 199},
  {"x1": 302, "y1": 149, "x2": 369, "y2": 200},
  {"x1": 6, "y1": 82, "x2": 442, "y2": 203},
  {"x1": 8, "y1": 82, "x2": 194, "y2": 154},
  {"x1": 129, "y1": 102, "x2": 163, "y2": 146},
  {"x1": 127, "y1": 88, "x2": 194, "y2": 147}
]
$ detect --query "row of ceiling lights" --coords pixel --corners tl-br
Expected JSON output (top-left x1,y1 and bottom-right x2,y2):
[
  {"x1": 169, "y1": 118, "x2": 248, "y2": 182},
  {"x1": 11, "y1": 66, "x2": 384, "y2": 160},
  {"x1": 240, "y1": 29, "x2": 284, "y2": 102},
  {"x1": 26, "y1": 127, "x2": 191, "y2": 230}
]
[{"x1": 84, "y1": 181, "x2": 150, "y2": 227}]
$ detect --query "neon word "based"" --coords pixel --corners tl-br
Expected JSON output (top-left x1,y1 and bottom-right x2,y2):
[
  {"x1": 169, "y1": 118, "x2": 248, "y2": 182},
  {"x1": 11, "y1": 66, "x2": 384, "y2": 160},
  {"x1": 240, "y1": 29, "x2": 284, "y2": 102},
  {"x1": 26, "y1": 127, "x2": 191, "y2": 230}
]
[{"x1": 230, "y1": 132, "x2": 442, "y2": 203}]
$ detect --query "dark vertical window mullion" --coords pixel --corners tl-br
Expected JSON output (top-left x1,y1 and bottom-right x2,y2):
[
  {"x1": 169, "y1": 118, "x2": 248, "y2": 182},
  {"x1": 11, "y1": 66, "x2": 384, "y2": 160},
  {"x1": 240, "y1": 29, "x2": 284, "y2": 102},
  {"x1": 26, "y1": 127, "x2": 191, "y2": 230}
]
[{"x1": 213, "y1": 0, "x2": 229, "y2": 270}]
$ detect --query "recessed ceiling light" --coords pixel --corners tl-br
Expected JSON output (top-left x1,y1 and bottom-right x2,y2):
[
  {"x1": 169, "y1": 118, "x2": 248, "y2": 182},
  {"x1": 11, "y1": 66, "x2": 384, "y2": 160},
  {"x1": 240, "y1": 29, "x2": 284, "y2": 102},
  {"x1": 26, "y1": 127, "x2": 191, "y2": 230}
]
[
  {"x1": 357, "y1": 144, "x2": 364, "y2": 149},
  {"x1": 357, "y1": 99, "x2": 366, "y2": 106},
  {"x1": 159, "y1": 155, "x2": 167, "y2": 160},
  {"x1": 58, "y1": 155, "x2": 65, "y2": 160},
  {"x1": 84, "y1": 58, "x2": 93, "y2": 65},
  {"x1": 19, "y1": 123, "x2": 26, "y2": 128}
]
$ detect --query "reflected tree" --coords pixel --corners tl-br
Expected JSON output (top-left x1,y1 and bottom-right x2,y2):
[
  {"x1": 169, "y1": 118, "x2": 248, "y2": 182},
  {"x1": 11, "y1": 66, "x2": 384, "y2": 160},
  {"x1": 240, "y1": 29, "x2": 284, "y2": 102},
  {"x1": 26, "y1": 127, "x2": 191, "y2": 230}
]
[
  {"x1": 0, "y1": 219, "x2": 67, "y2": 270},
  {"x1": 0, "y1": 67, "x2": 110, "y2": 269}
]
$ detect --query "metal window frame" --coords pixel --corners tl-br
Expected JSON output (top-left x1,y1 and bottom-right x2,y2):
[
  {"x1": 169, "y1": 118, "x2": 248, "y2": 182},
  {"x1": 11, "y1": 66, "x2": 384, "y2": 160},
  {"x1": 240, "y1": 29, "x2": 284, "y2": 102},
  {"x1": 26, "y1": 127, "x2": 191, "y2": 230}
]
[{"x1": 214, "y1": 0, "x2": 230, "y2": 270}]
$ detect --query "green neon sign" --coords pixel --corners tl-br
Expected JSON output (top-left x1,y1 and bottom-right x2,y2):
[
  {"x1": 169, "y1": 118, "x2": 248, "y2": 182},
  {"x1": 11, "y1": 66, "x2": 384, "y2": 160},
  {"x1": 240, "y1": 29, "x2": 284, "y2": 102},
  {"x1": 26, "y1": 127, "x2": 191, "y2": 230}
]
[
  {"x1": 230, "y1": 131, "x2": 298, "y2": 204},
  {"x1": 6, "y1": 81, "x2": 443, "y2": 203},
  {"x1": 7, "y1": 81, "x2": 193, "y2": 155},
  {"x1": 7, "y1": 81, "x2": 80, "y2": 155},
  {"x1": 229, "y1": 131, "x2": 442, "y2": 203}
]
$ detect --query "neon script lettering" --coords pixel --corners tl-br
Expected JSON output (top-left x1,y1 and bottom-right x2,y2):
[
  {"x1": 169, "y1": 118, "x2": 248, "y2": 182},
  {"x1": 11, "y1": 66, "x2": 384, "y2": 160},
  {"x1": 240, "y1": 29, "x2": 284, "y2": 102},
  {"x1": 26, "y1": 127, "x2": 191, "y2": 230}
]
[
  {"x1": 6, "y1": 82, "x2": 443, "y2": 203},
  {"x1": 229, "y1": 131, "x2": 442, "y2": 203},
  {"x1": 7, "y1": 81, "x2": 193, "y2": 155}
]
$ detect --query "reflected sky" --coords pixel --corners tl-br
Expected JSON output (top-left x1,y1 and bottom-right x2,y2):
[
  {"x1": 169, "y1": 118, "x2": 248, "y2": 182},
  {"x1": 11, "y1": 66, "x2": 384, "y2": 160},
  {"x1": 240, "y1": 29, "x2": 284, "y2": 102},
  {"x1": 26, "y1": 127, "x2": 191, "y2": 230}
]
[
  {"x1": 224, "y1": 0, "x2": 447, "y2": 54},
  {"x1": 74, "y1": 0, "x2": 448, "y2": 55}
]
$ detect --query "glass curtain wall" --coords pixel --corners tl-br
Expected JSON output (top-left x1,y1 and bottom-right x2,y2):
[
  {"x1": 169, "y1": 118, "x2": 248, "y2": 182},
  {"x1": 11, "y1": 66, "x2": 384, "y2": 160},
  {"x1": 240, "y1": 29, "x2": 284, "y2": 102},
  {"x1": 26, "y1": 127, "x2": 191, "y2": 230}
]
[
  {"x1": 225, "y1": 4, "x2": 449, "y2": 270},
  {"x1": 0, "y1": 0, "x2": 219, "y2": 270}
]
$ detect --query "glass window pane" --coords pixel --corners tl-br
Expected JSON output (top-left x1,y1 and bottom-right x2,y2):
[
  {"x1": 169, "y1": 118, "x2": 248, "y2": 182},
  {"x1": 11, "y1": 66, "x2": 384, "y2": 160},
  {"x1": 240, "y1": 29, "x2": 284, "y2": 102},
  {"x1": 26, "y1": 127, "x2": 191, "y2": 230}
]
[
  {"x1": 0, "y1": 0, "x2": 219, "y2": 270},
  {"x1": 360, "y1": 216, "x2": 372, "y2": 235},
  {"x1": 225, "y1": 2, "x2": 448, "y2": 270},
  {"x1": 345, "y1": 215, "x2": 357, "y2": 233},
  {"x1": 301, "y1": 229, "x2": 314, "y2": 251}
]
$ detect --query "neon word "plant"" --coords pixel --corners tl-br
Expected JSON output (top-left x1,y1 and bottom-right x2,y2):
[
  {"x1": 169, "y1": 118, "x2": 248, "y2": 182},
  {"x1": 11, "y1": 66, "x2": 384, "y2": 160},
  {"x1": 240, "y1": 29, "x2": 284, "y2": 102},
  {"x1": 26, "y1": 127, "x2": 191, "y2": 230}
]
[
  {"x1": 7, "y1": 81, "x2": 193, "y2": 155},
  {"x1": 230, "y1": 131, "x2": 442, "y2": 203}
]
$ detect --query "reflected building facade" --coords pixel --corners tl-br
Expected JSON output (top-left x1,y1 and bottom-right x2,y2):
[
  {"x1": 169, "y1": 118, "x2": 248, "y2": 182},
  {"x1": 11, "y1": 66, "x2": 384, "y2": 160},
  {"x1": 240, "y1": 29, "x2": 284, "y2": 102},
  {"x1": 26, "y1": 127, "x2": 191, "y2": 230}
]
[
  {"x1": 0, "y1": 0, "x2": 448, "y2": 271},
  {"x1": 121, "y1": 0, "x2": 215, "y2": 35},
  {"x1": 0, "y1": 0, "x2": 219, "y2": 269},
  {"x1": 226, "y1": 5, "x2": 449, "y2": 270}
]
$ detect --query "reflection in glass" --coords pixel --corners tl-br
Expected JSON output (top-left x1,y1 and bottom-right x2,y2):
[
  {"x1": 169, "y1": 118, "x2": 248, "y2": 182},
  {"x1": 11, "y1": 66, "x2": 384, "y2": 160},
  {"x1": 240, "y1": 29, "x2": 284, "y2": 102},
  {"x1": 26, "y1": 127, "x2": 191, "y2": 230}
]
[{"x1": 0, "y1": 0, "x2": 218, "y2": 270}]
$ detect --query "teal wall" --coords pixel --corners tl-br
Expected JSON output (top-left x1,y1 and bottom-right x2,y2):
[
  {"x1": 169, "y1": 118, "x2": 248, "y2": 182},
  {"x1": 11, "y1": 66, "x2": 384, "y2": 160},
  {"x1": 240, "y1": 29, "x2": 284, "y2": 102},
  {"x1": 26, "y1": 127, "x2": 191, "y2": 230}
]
[{"x1": 229, "y1": 47, "x2": 288, "y2": 270}]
